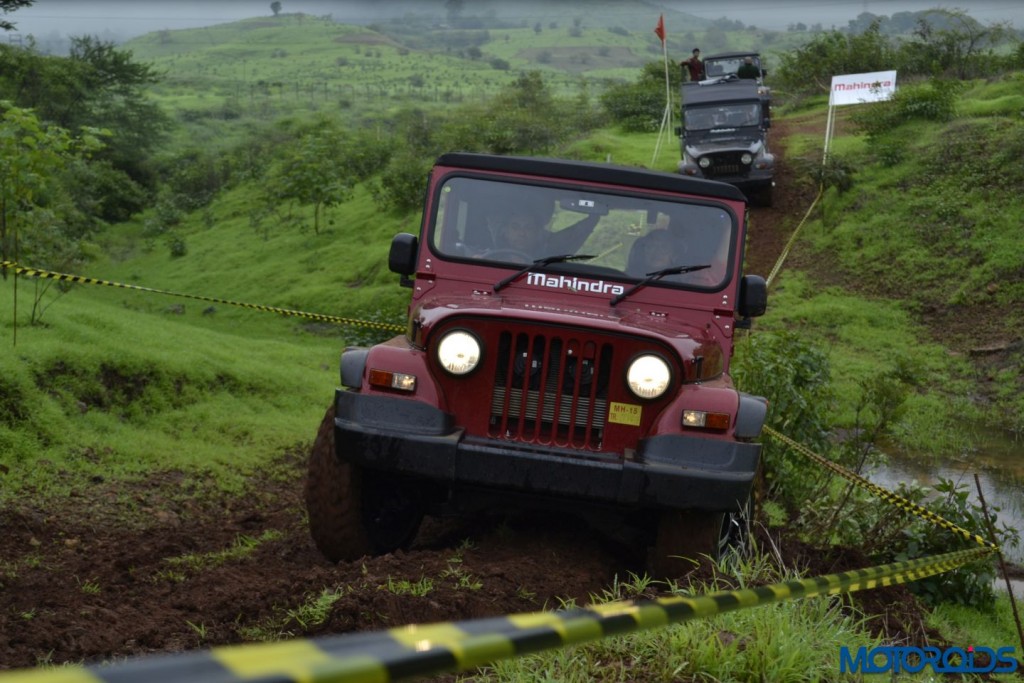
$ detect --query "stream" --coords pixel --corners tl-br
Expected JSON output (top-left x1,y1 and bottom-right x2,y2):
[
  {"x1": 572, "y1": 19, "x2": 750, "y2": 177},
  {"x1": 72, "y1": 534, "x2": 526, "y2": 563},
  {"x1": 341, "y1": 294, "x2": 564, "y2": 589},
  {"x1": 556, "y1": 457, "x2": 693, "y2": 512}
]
[{"x1": 868, "y1": 431, "x2": 1023, "y2": 597}]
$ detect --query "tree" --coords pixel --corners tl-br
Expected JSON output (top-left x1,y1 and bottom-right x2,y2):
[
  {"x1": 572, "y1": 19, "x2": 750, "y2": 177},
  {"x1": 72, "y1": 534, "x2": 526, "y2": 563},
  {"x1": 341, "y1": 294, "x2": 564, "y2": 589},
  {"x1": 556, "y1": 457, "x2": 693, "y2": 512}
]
[
  {"x1": 270, "y1": 1, "x2": 282, "y2": 16},
  {"x1": 65, "y1": 37, "x2": 169, "y2": 185},
  {"x1": 0, "y1": 102, "x2": 103, "y2": 322},
  {"x1": 0, "y1": 39, "x2": 169, "y2": 190},
  {"x1": 0, "y1": 0, "x2": 33, "y2": 31},
  {"x1": 268, "y1": 124, "x2": 390, "y2": 234},
  {"x1": 776, "y1": 21, "x2": 895, "y2": 94},
  {"x1": 908, "y1": 9, "x2": 1012, "y2": 79}
]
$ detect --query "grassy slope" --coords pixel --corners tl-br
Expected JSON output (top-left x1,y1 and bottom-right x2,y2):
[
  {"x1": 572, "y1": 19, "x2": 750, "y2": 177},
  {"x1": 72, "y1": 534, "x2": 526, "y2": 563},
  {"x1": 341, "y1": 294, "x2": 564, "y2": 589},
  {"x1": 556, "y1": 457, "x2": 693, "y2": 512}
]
[{"x1": 765, "y1": 78, "x2": 1024, "y2": 445}]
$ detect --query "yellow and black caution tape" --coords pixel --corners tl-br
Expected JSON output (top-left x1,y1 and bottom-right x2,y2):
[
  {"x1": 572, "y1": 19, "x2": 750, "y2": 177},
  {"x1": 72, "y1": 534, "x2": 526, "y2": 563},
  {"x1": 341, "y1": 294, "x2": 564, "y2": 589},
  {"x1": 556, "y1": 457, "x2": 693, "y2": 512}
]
[
  {"x1": 0, "y1": 546, "x2": 993, "y2": 683},
  {"x1": 764, "y1": 426, "x2": 998, "y2": 551},
  {"x1": 0, "y1": 261, "x2": 404, "y2": 333},
  {"x1": 0, "y1": 256, "x2": 1004, "y2": 681},
  {"x1": 764, "y1": 183, "x2": 823, "y2": 288}
]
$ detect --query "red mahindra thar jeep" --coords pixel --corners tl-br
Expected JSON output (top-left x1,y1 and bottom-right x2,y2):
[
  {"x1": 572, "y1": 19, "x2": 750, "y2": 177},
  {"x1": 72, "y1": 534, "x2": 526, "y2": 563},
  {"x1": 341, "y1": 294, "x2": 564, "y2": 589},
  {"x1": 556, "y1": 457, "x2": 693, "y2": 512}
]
[{"x1": 306, "y1": 153, "x2": 769, "y2": 575}]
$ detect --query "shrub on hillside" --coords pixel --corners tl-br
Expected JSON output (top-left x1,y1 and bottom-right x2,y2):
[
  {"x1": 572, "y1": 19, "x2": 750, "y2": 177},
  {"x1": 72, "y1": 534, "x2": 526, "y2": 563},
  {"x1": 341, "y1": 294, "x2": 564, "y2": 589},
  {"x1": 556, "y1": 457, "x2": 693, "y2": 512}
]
[
  {"x1": 600, "y1": 80, "x2": 664, "y2": 132},
  {"x1": 369, "y1": 152, "x2": 432, "y2": 214},
  {"x1": 61, "y1": 157, "x2": 148, "y2": 225},
  {"x1": 851, "y1": 79, "x2": 961, "y2": 140},
  {"x1": 600, "y1": 61, "x2": 680, "y2": 133},
  {"x1": 776, "y1": 22, "x2": 896, "y2": 94},
  {"x1": 890, "y1": 477, "x2": 1017, "y2": 609},
  {"x1": 162, "y1": 149, "x2": 231, "y2": 211},
  {"x1": 732, "y1": 331, "x2": 834, "y2": 509}
]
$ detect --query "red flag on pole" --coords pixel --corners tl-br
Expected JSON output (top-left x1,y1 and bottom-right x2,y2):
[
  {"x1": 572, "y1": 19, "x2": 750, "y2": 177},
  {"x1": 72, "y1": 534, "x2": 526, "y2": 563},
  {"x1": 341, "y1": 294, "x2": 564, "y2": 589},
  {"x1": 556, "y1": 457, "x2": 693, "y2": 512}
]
[{"x1": 654, "y1": 14, "x2": 665, "y2": 43}]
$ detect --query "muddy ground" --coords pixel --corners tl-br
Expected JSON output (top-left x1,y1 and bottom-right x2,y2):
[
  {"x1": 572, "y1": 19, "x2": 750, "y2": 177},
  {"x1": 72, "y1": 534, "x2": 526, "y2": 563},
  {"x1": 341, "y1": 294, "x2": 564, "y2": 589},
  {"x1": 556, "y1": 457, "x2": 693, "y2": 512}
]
[{"x1": 1, "y1": 116, "x2": 1019, "y2": 674}]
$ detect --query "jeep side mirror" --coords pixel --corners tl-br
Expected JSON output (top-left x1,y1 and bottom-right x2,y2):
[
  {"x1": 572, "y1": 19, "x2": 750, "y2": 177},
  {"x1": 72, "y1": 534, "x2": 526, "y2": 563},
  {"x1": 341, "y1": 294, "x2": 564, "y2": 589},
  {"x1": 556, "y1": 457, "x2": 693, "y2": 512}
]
[
  {"x1": 388, "y1": 233, "x2": 418, "y2": 288},
  {"x1": 737, "y1": 274, "x2": 767, "y2": 318}
]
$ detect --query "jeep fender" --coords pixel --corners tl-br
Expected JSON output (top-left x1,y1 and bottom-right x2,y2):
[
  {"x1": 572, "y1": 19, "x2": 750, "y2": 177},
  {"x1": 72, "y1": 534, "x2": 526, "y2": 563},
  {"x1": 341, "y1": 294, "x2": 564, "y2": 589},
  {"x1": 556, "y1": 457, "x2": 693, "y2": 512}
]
[
  {"x1": 649, "y1": 382, "x2": 766, "y2": 440},
  {"x1": 734, "y1": 392, "x2": 768, "y2": 439},
  {"x1": 342, "y1": 340, "x2": 446, "y2": 410}
]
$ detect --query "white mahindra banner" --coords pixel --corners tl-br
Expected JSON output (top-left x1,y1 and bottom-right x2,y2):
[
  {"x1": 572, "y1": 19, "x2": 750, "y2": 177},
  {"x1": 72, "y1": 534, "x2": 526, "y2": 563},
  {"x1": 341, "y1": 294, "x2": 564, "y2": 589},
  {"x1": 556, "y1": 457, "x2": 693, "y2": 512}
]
[{"x1": 829, "y1": 71, "x2": 897, "y2": 106}]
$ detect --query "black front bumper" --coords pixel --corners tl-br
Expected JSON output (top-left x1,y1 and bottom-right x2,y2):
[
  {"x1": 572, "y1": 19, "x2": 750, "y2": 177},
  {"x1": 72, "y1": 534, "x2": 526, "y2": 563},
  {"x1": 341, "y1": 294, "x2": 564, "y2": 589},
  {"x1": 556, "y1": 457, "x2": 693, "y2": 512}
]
[{"x1": 334, "y1": 390, "x2": 760, "y2": 512}]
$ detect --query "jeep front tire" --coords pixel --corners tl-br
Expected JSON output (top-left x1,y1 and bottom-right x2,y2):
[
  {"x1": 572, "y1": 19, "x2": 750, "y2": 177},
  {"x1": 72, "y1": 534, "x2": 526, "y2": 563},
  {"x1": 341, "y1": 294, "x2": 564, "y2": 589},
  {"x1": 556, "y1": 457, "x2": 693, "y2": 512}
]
[{"x1": 305, "y1": 404, "x2": 372, "y2": 562}]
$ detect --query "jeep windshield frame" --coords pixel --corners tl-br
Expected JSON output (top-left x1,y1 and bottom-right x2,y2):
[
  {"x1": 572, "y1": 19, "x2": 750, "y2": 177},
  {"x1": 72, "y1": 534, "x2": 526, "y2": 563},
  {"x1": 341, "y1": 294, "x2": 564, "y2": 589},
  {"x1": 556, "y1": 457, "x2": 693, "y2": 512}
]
[{"x1": 427, "y1": 172, "x2": 739, "y2": 292}]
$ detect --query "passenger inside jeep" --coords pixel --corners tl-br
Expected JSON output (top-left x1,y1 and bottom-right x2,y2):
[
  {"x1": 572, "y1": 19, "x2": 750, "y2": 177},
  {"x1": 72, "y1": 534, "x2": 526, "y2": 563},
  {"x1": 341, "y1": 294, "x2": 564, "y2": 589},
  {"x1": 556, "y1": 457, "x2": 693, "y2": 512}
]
[{"x1": 627, "y1": 229, "x2": 685, "y2": 276}]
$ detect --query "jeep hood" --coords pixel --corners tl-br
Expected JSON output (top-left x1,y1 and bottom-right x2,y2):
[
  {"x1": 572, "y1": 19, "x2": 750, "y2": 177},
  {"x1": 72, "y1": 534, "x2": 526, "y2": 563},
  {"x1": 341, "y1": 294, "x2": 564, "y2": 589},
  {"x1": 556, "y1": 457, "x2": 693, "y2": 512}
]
[{"x1": 414, "y1": 293, "x2": 720, "y2": 346}]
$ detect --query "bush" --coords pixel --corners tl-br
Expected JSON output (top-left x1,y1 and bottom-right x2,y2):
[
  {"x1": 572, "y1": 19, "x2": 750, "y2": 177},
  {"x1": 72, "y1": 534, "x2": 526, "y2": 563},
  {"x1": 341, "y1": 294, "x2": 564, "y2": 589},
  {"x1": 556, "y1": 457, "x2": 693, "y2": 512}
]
[
  {"x1": 776, "y1": 22, "x2": 896, "y2": 95},
  {"x1": 600, "y1": 61, "x2": 680, "y2": 133},
  {"x1": 161, "y1": 148, "x2": 231, "y2": 211},
  {"x1": 890, "y1": 477, "x2": 1017, "y2": 609},
  {"x1": 167, "y1": 235, "x2": 187, "y2": 258},
  {"x1": 600, "y1": 80, "x2": 664, "y2": 132},
  {"x1": 732, "y1": 331, "x2": 834, "y2": 508},
  {"x1": 794, "y1": 153, "x2": 855, "y2": 194},
  {"x1": 851, "y1": 79, "x2": 961, "y2": 141},
  {"x1": 369, "y1": 152, "x2": 431, "y2": 214}
]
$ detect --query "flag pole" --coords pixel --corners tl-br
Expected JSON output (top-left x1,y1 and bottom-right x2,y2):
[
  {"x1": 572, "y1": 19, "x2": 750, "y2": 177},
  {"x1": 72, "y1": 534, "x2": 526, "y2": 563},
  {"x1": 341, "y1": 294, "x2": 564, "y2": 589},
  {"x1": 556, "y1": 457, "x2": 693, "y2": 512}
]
[{"x1": 652, "y1": 15, "x2": 672, "y2": 168}]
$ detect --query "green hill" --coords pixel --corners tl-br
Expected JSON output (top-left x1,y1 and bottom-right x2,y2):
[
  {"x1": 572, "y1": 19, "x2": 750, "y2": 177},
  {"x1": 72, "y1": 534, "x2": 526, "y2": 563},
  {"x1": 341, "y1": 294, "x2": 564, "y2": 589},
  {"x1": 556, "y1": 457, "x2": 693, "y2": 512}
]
[{"x1": 122, "y1": 6, "x2": 807, "y2": 149}]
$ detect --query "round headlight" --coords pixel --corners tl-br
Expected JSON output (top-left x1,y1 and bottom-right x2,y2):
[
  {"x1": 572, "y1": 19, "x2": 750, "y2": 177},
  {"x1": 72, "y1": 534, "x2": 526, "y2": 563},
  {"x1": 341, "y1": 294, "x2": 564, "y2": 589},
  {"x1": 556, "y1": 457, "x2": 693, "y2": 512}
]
[
  {"x1": 436, "y1": 331, "x2": 481, "y2": 375},
  {"x1": 740, "y1": 153, "x2": 753, "y2": 165},
  {"x1": 698, "y1": 157, "x2": 711, "y2": 169},
  {"x1": 626, "y1": 354, "x2": 671, "y2": 399}
]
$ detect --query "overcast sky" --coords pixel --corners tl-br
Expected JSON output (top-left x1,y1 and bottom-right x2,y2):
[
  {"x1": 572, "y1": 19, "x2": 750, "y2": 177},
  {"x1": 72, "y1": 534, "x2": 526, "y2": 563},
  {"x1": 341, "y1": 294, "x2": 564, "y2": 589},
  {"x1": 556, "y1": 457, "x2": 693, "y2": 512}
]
[{"x1": 5, "y1": 1, "x2": 1022, "y2": 41}]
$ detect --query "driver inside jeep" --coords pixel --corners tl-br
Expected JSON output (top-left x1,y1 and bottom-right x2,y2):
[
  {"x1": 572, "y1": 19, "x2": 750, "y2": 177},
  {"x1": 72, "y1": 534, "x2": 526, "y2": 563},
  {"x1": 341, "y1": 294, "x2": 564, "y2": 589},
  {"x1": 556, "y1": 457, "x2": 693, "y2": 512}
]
[{"x1": 491, "y1": 209, "x2": 600, "y2": 261}]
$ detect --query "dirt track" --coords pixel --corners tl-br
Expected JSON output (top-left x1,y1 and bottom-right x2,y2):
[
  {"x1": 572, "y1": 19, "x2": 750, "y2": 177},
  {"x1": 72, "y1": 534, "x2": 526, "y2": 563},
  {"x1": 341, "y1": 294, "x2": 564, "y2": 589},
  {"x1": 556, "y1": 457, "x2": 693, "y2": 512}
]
[{"x1": 0, "y1": 118, "x2": 938, "y2": 671}]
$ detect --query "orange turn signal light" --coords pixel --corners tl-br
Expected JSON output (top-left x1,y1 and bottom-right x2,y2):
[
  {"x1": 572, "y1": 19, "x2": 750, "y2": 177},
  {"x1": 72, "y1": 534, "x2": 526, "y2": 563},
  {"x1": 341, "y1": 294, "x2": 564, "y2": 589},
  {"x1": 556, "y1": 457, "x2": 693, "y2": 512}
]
[
  {"x1": 682, "y1": 410, "x2": 730, "y2": 431},
  {"x1": 368, "y1": 369, "x2": 416, "y2": 392}
]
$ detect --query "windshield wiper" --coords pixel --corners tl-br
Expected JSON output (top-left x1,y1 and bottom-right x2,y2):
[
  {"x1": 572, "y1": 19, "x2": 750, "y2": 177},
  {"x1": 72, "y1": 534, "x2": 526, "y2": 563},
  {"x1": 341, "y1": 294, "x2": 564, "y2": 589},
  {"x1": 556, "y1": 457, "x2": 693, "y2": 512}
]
[
  {"x1": 493, "y1": 254, "x2": 596, "y2": 292},
  {"x1": 609, "y1": 264, "x2": 711, "y2": 307}
]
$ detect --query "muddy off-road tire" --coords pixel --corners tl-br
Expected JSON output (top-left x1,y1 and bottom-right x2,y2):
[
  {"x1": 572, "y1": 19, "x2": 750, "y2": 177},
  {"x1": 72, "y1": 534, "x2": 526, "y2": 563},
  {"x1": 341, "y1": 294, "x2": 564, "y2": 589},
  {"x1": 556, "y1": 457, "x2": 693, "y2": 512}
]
[
  {"x1": 650, "y1": 495, "x2": 755, "y2": 578},
  {"x1": 305, "y1": 404, "x2": 425, "y2": 562},
  {"x1": 305, "y1": 405, "x2": 372, "y2": 562},
  {"x1": 651, "y1": 510, "x2": 726, "y2": 579}
]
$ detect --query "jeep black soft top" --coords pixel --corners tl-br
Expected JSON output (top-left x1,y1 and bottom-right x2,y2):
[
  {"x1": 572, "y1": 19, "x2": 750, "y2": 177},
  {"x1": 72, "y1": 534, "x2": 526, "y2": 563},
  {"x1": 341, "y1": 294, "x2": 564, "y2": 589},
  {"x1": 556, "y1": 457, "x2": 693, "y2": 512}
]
[{"x1": 435, "y1": 152, "x2": 746, "y2": 201}]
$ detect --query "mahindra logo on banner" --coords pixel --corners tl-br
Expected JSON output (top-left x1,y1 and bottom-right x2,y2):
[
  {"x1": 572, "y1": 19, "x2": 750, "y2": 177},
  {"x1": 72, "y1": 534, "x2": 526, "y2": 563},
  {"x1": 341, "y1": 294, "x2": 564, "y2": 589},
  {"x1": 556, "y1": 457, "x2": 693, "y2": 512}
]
[{"x1": 829, "y1": 71, "x2": 897, "y2": 106}]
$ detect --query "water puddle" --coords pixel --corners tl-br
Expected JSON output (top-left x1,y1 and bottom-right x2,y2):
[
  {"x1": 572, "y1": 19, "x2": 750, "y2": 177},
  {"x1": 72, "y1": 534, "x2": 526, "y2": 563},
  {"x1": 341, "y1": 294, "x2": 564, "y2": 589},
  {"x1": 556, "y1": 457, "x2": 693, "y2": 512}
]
[{"x1": 868, "y1": 433, "x2": 1023, "y2": 565}]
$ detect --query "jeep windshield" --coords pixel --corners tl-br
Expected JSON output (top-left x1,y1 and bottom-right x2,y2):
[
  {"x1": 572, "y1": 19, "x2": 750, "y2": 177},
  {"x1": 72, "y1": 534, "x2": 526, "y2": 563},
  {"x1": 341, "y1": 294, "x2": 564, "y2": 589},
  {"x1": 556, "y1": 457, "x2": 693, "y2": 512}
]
[
  {"x1": 684, "y1": 103, "x2": 761, "y2": 131},
  {"x1": 704, "y1": 55, "x2": 761, "y2": 79},
  {"x1": 430, "y1": 176, "x2": 735, "y2": 290}
]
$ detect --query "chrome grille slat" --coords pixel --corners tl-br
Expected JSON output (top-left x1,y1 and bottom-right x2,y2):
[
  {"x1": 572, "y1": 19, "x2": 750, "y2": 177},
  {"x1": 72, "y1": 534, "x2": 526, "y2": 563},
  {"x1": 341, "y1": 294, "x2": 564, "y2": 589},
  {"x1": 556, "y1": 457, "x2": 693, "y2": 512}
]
[
  {"x1": 491, "y1": 387, "x2": 607, "y2": 428},
  {"x1": 489, "y1": 331, "x2": 612, "y2": 448}
]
